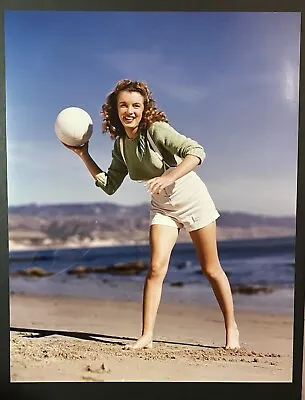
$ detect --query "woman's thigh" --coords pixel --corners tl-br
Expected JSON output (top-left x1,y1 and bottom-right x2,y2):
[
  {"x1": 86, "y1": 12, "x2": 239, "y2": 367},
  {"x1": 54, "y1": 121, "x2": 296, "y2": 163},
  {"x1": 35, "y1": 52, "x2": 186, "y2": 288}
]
[
  {"x1": 149, "y1": 224, "x2": 179, "y2": 270},
  {"x1": 189, "y1": 221, "x2": 220, "y2": 272}
]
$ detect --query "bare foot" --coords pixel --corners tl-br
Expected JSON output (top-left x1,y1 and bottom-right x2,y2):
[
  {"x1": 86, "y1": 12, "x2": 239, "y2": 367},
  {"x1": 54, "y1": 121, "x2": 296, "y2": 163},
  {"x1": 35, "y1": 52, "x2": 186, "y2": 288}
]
[
  {"x1": 124, "y1": 335, "x2": 153, "y2": 350},
  {"x1": 225, "y1": 323, "x2": 240, "y2": 349}
]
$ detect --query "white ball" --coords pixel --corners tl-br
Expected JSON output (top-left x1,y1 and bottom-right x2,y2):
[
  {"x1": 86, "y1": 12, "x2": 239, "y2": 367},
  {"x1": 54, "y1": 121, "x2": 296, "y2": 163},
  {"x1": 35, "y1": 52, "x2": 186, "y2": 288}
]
[{"x1": 55, "y1": 107, "x2": 93, "y2": 146}]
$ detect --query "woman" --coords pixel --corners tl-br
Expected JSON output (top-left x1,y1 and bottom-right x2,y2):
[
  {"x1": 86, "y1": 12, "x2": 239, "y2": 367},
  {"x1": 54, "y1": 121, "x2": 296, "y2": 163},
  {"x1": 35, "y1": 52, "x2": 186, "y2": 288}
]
[{"x1": 63, "y1": 79, "x2": 240, "y2": 350}]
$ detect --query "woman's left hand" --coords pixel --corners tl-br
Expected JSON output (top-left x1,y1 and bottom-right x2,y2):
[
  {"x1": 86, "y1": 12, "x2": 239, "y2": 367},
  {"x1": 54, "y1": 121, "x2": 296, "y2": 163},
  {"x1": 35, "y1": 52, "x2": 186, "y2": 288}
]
[{"x1": 145, "y1": 174, "x2": 175, "y2": 195}]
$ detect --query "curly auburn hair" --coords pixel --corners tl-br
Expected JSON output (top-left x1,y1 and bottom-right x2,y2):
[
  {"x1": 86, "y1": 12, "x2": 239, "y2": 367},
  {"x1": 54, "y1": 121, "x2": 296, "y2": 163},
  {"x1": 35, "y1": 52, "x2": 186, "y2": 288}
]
[{"x1": 100, "y1": 79, "x2": 168, "y2": 139}]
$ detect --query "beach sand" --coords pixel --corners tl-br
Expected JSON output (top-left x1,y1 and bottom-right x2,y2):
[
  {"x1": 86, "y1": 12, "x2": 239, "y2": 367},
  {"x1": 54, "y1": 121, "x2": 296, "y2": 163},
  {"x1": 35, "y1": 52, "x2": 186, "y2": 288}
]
[{"x1": 10, "y1": 293, "x2": 294, "y2": 382}]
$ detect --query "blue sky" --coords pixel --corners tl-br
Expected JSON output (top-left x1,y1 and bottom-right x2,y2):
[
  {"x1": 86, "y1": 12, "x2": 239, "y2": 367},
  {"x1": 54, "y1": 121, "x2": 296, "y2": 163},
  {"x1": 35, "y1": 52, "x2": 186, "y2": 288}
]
[{"x1": 4, "y1": 11, "x2": 301, "y2": 216}]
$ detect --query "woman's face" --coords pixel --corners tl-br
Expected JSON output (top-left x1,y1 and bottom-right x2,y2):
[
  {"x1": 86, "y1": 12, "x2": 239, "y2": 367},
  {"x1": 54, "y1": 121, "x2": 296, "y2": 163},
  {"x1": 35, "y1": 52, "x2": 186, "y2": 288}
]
[{"x1": 117, "y1": 90, "x2": 145, "y2": 134}]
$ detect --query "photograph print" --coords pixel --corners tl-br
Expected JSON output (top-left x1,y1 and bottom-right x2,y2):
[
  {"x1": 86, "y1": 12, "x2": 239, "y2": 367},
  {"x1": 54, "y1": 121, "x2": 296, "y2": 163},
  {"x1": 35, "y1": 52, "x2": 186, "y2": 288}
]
[{"x1": 5, "y1": 10, "x2": 301, "y2": 382}]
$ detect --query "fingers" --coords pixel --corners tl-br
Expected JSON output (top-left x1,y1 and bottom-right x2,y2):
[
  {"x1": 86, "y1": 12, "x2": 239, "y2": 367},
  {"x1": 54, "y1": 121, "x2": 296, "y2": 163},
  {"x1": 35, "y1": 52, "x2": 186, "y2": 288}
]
[
  {"x1": 61, "y1": 141, "x2": 79, "y2": 150},
  {"x1": 61, "y1": 141, "x2": 89, "y2": 155},
  {"x1": 60, "y1": 141, "x2": 70, "y2": 148},
  {"x1": 145, "y1": 178, "x2": 163, "y2": 194},
  {"x1": 145, "y1": 175, "x2": 174, "y2": 195}
]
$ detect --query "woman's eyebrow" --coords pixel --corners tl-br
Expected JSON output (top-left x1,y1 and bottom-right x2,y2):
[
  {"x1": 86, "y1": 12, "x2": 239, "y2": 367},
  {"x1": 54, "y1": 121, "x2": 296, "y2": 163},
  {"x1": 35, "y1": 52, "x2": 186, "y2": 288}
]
[{"x1": 118, "y1": 101, "x2": 142, "y2": 105}]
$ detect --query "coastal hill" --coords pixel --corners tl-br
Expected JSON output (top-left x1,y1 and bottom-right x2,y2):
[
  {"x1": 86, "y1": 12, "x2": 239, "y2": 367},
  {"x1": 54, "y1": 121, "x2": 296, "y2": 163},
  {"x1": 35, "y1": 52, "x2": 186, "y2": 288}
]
[{"x1": 8, "y1": 202, "x2": 296, "y2": 250}]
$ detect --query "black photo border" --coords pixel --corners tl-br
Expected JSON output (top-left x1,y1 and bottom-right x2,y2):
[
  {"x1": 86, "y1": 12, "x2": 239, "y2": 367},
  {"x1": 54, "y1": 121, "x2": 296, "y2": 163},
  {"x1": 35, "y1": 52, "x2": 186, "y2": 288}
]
[{"x1": 0, "y1": 1, "x2": 304, "y2": 399}]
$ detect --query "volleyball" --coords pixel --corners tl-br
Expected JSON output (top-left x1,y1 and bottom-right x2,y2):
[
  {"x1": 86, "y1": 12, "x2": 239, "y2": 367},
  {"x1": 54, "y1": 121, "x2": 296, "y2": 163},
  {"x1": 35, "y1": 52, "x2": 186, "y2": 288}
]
[{"x1": 55, "y1": 107, "x2": 93, "y2": 146}]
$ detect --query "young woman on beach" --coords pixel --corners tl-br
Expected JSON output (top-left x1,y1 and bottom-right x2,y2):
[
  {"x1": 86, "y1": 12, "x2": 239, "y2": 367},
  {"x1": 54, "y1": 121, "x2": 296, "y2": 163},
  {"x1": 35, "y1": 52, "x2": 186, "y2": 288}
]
[{"x1": 62, "y1": 79, "x2": 240, "y2": 350}]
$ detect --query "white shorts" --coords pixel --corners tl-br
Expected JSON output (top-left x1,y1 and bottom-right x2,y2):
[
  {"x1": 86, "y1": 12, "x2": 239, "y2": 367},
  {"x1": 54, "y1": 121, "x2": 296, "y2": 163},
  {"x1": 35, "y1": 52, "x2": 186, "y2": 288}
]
[{"x1": 150, "y1": 169, "x2": 220, "y2": 232}]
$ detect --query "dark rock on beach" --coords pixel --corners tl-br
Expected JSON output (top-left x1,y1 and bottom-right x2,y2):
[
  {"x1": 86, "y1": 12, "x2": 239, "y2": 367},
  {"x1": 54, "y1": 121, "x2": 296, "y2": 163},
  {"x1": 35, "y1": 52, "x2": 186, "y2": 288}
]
[
  {"x1": 175, "y1": 261, "x2": 192, "y2": 269},
  {"x1": 66, "y1": 265, "x2": 93, "y2": 278},
  {"x1": 170, "y1": 281, "x2": 184, "y2": 287},
  {"x1": 67, "y1": 261, "x2": 148, "y2": 276},
  {"x1": 106, "y1": 261, "x2": 147, "y2": 275},
  {"x1": 10, "y1": 267, "x2": 53, "y2": 277},
  {"x1": 231, "y1": 285, "x2": 274, "y2": 295},
  {"x1": 10, "y1": 261, "x2": 148, "y2": 279},
  {"x1": 194, "y1": 269, "x2": 231, "y2": 277}
]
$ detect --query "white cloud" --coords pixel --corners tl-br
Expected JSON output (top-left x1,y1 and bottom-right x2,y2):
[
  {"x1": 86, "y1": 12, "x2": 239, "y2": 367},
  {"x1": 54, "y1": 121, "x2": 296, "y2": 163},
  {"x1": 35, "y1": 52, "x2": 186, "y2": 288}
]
[
  {"x1": 99, "y1": 49, "x2": 208, "y2": 104},
  {"x1": 281, "y1": 59, "x2": 299, "y2": 106}
]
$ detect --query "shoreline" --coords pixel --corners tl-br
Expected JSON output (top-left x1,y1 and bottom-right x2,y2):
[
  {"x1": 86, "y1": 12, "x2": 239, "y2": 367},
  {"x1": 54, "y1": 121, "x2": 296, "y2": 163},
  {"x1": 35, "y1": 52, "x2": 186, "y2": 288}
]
[
  {"x1": 10, "y1": 292, "x2": 294, "y2": 382},
  {"x1": 10, "y1": 291, "x2": 293, "y2": 321},
  {"x1": 8, "y1": 239, "x2": 146, "y2": 252},
  {"x1": 9, "y1": 277, "x2": 295, "y2": 316},
  {"x1": 8, "y1": 234, "x2": 295, "y2": 253}
]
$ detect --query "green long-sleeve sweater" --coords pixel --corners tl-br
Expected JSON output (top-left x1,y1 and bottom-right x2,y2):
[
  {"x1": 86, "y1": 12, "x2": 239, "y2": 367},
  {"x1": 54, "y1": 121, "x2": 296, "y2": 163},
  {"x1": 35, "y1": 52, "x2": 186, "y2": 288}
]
[{"x1": 95, "y1": 121, "x2": 205, "y2": 195}]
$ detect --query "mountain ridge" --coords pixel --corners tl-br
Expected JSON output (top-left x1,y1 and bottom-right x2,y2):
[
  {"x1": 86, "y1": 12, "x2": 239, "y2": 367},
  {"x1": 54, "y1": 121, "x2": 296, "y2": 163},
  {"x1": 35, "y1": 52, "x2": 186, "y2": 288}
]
[{"x1": 8, "y1": 202, "x2": 296, "y2": 249}]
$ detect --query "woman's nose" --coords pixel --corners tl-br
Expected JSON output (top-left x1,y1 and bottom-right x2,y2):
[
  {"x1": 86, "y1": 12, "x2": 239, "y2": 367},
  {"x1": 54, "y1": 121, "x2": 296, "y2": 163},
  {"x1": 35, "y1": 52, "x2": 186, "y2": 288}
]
[{"x1": 127, "y1": 106, "x2": 134, "y2": 114}]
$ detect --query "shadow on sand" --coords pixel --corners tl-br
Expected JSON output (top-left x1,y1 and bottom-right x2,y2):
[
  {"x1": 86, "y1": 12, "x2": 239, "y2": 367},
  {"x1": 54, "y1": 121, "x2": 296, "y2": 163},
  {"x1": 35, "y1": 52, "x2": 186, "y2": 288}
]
[{"x1": 10, "y1": 326, "x2": 219, "y2": 349}]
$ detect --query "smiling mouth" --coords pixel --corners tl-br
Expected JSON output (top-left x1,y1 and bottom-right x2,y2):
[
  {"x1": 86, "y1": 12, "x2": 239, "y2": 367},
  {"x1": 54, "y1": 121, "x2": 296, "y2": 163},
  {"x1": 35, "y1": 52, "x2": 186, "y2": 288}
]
[{"x1": 123, "y1": 116, "x2": 135, "y2": 124}]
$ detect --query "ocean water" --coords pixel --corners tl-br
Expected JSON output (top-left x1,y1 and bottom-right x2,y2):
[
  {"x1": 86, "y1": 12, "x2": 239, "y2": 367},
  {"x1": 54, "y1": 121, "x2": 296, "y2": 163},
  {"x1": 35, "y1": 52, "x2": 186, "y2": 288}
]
[
  {"x1": 8, "y1": 236, "x2": 296, "y2": 314},
  {"x1": 9, "y1": 236, "x2": 295, "y2": 287}
]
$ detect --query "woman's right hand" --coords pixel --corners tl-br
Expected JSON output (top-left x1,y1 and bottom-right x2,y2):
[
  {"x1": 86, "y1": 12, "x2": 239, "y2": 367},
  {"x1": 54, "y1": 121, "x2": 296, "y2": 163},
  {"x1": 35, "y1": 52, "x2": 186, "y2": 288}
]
[{"x1": 61, "y1": 141, "x2": 89, "y2": 157}]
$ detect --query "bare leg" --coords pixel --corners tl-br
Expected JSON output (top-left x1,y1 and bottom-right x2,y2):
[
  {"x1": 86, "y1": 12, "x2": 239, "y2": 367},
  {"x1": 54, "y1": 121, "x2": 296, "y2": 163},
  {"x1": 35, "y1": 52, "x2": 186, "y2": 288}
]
[
  {"x1": 125, "y1": 224, "x2": 179, "y2": 349},
  {"x1": 189, "y1": 221, "x2": 240, "y2": 349}
]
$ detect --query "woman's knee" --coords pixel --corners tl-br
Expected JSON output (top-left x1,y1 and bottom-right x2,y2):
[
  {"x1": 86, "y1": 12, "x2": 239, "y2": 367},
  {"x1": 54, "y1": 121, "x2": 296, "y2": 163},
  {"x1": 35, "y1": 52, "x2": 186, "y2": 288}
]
[
  {"x1": 147, "y1": 260, "x2": 168, "y2": 281},
  {"x1": 202, "y1": 262, "x2": 223, "y2": 280}
]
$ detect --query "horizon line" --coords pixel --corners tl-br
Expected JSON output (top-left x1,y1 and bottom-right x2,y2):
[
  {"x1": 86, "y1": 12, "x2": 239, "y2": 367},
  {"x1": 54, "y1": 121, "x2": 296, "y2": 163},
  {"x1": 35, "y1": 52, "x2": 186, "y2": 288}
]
[{"x1": 7, "y1": 201, "x2": 296, "y2": 219}]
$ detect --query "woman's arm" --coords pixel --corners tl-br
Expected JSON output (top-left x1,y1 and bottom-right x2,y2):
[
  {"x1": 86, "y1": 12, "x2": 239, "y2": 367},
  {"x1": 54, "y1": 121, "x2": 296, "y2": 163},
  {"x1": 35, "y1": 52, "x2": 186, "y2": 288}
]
[
  {"x1": 79, "y1": 151, "x2": 103, "y2": 179},
  {"x1": 163, "y1": 154, "x2": 200, "y2": 180},
  {"x1": 149, "y1": 121, "x2": 206, "y2": 166},
  {"x1": 146, "y1": 154, "x2": 199, "y2": 194},
  {"x1": 62, "y1": 140, "x2": 128, "y2": 195},
  {"x1": 145, "y1": 122, "x2": 204, "y2": 194}
]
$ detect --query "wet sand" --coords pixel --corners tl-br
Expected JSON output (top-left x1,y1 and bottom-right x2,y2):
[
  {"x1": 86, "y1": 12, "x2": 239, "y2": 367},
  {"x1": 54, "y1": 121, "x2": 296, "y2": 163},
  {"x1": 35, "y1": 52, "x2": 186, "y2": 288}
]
[{"x1": 10, "y1": 293, "x2": 293, "y2": 382}]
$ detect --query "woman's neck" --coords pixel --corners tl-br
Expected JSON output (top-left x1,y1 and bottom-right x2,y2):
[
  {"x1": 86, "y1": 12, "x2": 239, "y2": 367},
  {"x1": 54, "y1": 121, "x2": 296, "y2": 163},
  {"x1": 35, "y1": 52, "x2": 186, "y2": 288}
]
[{"x1": 125, "y1": 127, "x2": 139, "y2": 140}]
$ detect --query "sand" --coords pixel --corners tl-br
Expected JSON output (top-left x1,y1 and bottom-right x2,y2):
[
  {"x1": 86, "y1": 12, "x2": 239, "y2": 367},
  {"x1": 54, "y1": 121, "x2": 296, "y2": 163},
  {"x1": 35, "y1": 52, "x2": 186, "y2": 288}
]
[{"x1": 9, "y1": 293, "x2": 294, "y2": 382}]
